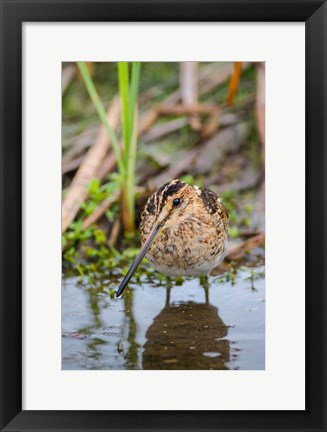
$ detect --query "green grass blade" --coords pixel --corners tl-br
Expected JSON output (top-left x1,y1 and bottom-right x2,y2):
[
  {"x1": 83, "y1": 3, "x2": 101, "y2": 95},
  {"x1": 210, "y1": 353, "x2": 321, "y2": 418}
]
[
  {"x1": 129, "y1": 62, "x2": 141, "y2": 140},
  {"x1": 77, "y1": 62, "x2": 124, "y2": 176},
  {"x1": 118, "y1": 62, "x2": 130, "y2": 165}
]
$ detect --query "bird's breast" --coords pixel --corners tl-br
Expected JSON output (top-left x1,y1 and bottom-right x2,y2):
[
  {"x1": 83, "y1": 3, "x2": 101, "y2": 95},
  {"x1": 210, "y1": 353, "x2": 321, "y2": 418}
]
[{"x1": 145, "y1": 219, "x2": 227, "y2": 277}]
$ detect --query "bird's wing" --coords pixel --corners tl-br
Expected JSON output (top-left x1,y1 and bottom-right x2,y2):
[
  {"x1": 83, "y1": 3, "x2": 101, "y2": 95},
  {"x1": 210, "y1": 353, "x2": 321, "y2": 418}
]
[{"x1": 199, "y1": 187, "x2": 229, "y2": 224}]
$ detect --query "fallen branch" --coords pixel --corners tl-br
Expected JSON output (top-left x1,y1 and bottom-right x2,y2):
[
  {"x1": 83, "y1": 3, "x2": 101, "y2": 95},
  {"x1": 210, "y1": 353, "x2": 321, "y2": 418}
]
[
  {"x1": 225, "y1": 233, "x2": 265, "y2": 261},
  {"x1": 82, "y1": 190, "x2": 120, "y2": 229},
  {"x1": 148, "y1": 149, "x2": 198, "y2": 191},
  {"x1": 237, "y1": 229, "x2": 262, "y2": 238},
  {"x1": 108, "y1": 218, "x2": 121, "y2": 248},
  {"x1": 148, "y1": 123, "x2": 247, "y2": 190},
  {"x1": 98, "y1": 152, "x2": 119, "y2": 182},
  {"x1": 137, "y1": 109, "x2": 159, "y2": 137},
  {"x1": 62, "y1": 155, "x2": 86, "y2": 175},
  {"x1": 256, "y1": 62, "x2": 265, "y2": 175},
  {"x1": 96, "y1": 104, "x2": 215, "y2": 183},
  {"x1": 142, "y1": 117, "x2": 187, "y2": 144},
  {"x1": 156, "y1": 103, "x2": 217, "y2": 116},
  {"x1": 256, "y1": 62, "x2": 265, "y2": 147},
  {"x1": 62, "y1": 96, "x2": 120, "y2": 232},
  {"x1": 62, "y1": 128, "x2": 96, "y2": 166},
  {"x1": 200, "y1": 106, "x2": 221, "y2": 139},
  {"x1": 214, "y1": 170, "x2": 264, "y2": 194},
  {"x1": 180, "y1": 62, "x2": 201, "y2": 131}
]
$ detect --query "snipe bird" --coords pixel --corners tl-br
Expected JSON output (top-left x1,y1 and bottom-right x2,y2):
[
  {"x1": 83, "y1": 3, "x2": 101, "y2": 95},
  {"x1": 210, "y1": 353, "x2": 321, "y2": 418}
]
[{"x1": 116, "y1": 179, "x2": 229, "y2": 297}]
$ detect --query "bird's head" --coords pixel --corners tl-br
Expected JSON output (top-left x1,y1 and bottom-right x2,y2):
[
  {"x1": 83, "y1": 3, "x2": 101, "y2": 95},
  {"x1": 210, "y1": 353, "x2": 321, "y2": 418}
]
[{"x1": 143, "y1": 179, "x2": 199, "y2": 231}]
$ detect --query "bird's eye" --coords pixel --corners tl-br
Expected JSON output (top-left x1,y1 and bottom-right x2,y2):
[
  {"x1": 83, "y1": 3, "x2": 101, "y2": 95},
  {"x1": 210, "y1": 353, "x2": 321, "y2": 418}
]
[{"x1": 173, "y1": 198, "x2": 181, "y2": 207}]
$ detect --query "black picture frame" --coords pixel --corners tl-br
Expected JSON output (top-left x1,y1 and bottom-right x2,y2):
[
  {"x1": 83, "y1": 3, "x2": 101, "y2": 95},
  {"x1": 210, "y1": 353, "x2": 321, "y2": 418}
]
[{"x1": 0, "y1": 1, "x2": 326, "y2": 431}]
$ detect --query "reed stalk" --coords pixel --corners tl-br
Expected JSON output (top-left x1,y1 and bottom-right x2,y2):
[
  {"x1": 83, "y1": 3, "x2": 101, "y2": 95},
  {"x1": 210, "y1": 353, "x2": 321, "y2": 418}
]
[{"x1": 77, "y1": 61, "x2": 141, "y2": 233}]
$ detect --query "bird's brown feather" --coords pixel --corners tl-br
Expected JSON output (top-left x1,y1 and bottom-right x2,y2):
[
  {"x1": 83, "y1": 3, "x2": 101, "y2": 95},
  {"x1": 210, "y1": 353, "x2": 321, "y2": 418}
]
[{"x1": 140, "y1": 180, "x2": 228, "y2": 276}]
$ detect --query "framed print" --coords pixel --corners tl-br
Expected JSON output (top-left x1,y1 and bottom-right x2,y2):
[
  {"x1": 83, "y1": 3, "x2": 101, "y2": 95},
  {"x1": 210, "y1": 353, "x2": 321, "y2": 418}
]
[{"x1": 0, "y1": 1, "x2": 326, "y2": 431}]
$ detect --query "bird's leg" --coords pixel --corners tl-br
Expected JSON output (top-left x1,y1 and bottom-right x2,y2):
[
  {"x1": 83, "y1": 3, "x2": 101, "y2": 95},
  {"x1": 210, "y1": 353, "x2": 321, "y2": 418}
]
[
  {"x1": 200, "y1": 275, "x2": 210, "y2": 304},
  {"x1": 165, "y1": 278, "x2": 172, "y2": 307}
]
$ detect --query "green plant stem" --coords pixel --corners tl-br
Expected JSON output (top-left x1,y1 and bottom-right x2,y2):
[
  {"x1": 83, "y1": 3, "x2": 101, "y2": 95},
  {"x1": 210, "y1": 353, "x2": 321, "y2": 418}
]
[
  {"x1": 129, "y1": 62, "x2": 141, "y2": 140},
  {"x1": 118, "y1": 62, "x2": 141, "y2": 232},
  {"x1": 118, "y1": 62, "x2": 130, "y2": 165}
]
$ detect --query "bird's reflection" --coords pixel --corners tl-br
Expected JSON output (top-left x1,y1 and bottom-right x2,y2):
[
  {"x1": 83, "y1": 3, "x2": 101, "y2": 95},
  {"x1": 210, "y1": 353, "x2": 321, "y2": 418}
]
[{"x1": 142, "y1": 282, "x2": 230, "y2": 370}]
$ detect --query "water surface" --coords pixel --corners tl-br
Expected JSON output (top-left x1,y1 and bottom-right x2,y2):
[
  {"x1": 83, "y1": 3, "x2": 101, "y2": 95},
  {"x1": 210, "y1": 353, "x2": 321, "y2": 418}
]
[{"x1": 62, "y1": 267, "x2": 265, "y2": 370}]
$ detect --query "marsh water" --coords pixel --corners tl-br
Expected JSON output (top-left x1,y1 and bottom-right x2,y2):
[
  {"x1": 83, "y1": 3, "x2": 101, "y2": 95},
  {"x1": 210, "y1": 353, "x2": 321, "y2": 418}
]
[{"x1": 62, "y1": 266, "x2": 265, "y2": 370}]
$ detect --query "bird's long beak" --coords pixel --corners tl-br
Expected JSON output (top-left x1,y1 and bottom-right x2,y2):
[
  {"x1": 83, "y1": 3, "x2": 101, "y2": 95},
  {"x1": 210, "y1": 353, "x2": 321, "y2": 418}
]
[{"x1": 116, "y1": 223, "x2": 162, "y2": 298}]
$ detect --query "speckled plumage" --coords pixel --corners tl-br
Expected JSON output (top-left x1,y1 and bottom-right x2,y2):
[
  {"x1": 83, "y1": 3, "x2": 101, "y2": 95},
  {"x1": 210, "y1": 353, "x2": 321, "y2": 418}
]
[{"x1": 140, "y1": 179, "x2": 229, "y2": 277}]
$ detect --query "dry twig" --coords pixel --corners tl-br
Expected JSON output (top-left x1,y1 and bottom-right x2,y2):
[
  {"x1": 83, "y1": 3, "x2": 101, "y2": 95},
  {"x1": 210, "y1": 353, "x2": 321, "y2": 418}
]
[
  {"x1": 62, "y1": 155, "x2": 86, "y2": 175},
  {"x1": 62, "y1": 96, "x2": 120, "y2": 232},
  {"x1": 156, "y1": 103, "x2": 217, "y2": 116},
  {"x1": 180, "y1": 62, "x2": 201, "y2": 131},
  {"x1": 227, "y1": 62, "x2": 242, "y2": 106},
  {"x1": 256, "y1": 62, "x2": 265, "y2": 173},
  {"x1": 142, "y1": 118, "x2": 187, "y2": 143},
  {"x1": 200, "y1": 106, "x2": 221, "y2": 139},
  {"x1": 149, "y1": 123, "x2": 247, "y2": 189},
  {"x1": 82, "y1": 190, "x2": 120, "y2": 230},
  {"x1": 225, "y1": 233, "x2": 265, "y2": 261},
  {"x1": 108, "y1": 218, "x2": 121, "y2": 248}
]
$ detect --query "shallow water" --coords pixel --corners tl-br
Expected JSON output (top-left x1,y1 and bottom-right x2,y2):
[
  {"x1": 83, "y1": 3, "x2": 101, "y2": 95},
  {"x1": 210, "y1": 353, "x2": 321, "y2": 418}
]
[{"x1": 62, "y1": 267, "x2": 265, "y2": 370}]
